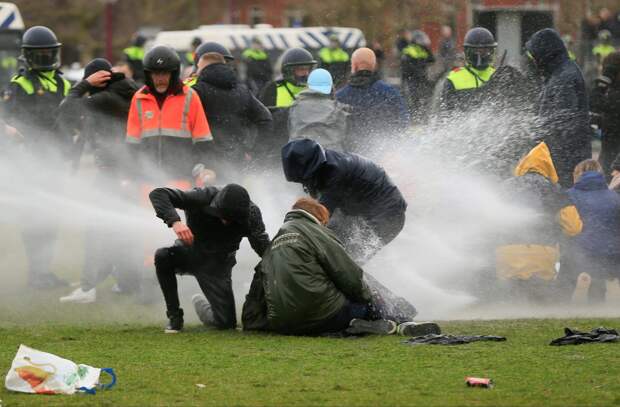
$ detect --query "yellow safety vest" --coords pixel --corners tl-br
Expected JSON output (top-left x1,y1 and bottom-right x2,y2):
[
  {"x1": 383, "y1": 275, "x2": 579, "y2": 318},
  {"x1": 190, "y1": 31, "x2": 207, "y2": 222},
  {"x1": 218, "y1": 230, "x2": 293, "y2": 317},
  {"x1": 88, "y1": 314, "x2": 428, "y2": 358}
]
[
  {"x1": 446, "y1": 66, "x2": 496, "y2": 91},
  {"x1": 319, "y1": 47, "x2": 349, "y2": 64},
  {"x1": 124, "y1": 45, "x2": 145, "y2": 61},
  {"x1": 402, "y1": 44, "x2": 430, "y2": 60},
  {"x1": 184, "y1": 76, "x2": 197, "y2": 87},
  {"x1": 243, "y1": 48, "x2": 268, "y2": 61},
  {"x1": 275, "y1": 82, "x2": 305, "y2": 107},
  {"x1": 11, "y1": 70, "x2": 71, "y2": 96},
  {"x1": 593, "y1": 44, "x2": 616, "y2": 59}
]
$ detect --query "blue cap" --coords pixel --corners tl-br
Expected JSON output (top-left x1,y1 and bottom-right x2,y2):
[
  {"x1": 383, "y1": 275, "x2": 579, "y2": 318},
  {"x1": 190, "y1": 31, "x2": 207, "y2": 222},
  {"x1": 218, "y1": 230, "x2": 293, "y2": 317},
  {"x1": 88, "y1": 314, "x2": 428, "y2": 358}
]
[{"x1": 307, "y1": 68, "x2": 333, "y2": 94}]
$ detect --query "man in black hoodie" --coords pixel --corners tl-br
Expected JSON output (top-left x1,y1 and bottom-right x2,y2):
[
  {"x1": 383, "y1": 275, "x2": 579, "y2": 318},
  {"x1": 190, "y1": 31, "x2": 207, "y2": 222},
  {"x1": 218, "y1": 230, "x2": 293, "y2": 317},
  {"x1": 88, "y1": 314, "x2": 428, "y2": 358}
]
[
  {"x1": 526, "y1": 28, "x2": 592, "y2": 188},
  {"x1": 58, "y1": 58, "x2": 141, "y2": 303},
  {"x1": 149, "y1": 183, "x2": 269, "y2": 333},
  {"x1": 192, "y1": 52, "x2": 272, "y2": 179},
  {"x1": 281, "y1": 138, "x2": 407, "y2": 264}
]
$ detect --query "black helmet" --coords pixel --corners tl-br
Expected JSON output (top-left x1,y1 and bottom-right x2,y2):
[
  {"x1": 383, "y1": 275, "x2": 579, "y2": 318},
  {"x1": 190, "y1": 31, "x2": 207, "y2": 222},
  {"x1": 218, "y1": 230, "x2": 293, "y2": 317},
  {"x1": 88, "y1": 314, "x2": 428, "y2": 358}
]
[
  {"x1": 464, "y1": 27, "x2": 497, "y2": 70},
  {"x1": 133, "y1": 34, "x2": 147, "y2": 47},
  {"x1": 143, "y1": 45, "x2": 181, "y2": 93},
  {"x1": 21, "y1": 26, "x2": 62, "y2": 71},
  {"x1": 143, "y1": 45, "x2": 180, "y2": 72},
  {"x1": 281, "y1": 47, "x2": 317, "y2": 86},
  {"x1": 195, "y1": 41, "x2": 234, "y2": 64}
]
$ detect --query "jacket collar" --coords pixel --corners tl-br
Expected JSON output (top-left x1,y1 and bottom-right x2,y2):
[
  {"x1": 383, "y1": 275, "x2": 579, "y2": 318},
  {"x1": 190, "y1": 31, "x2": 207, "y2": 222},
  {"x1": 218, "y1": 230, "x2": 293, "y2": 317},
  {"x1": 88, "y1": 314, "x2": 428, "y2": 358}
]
[
  {"x1": 285, "y1": 209, "x2": 321, "y2": 225},
  {"x1": 136, "y1": 84, "x2": 189, "y2": 100}
]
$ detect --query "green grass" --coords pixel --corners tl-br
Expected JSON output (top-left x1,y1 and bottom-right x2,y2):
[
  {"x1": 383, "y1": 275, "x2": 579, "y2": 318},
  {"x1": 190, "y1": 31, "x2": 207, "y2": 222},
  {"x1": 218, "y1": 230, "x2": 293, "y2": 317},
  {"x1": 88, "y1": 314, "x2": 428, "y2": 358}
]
[{"x1": 1, "y1": 317, "x2": 619, "y2": 406}]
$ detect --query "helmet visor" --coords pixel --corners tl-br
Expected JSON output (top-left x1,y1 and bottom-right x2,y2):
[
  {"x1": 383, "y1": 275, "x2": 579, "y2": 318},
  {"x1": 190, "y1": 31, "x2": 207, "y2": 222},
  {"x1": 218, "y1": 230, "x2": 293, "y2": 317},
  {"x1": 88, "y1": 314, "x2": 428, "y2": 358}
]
[
  {"x1": 284, "y1": 63, "x2": 316, "y2": 86},
  {"x1": 24, "y1": 47, "x2": 60, "y2": 71},
  {"x1": 465, "y1": 47, "x2": 495, "y2": 69}
]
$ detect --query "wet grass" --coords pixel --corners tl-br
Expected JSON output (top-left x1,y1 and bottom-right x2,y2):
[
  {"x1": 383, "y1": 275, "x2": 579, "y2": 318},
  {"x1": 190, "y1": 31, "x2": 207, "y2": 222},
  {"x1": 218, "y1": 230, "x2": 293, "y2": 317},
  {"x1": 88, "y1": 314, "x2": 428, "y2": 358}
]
[{"x1": 1, "y1": 317, "x2": 619, "y2": 406}]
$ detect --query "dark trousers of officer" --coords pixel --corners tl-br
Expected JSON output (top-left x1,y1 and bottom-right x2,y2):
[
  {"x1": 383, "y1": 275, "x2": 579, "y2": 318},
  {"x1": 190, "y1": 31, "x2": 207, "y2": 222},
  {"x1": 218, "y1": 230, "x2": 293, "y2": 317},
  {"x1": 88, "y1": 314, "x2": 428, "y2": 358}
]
[
  {"x1": 22, "y1": 225, "x2": 57, "y2": 279},
  {"x1": 154, "y1": 243, "x2": 237, "y2": 329}
]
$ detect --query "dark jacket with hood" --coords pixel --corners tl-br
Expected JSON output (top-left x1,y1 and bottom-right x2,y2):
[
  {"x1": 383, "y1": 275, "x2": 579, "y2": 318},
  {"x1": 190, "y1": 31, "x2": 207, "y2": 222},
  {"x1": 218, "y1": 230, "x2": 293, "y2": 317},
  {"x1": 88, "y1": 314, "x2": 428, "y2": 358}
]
[
  {"x1": 59, "y1": 74, "x2": 139, "y2": 172},
  {"x1": 568, "y1": 171, "x2": 620, "y2": 257},
  {"x1": 258, "y1": 209, "x2": 371, "y2": 335},
  {"x1": 281, "y1": 139, "x2": 407, "y2": 222},
  {"x1": 526, "y1": 28, "x2": 591, "y2": 188},
  {"x1": 149, "y1": 186, "x2": 270, "y2": 257},
  {"x1": 192, "y1": 63, "x2": 272, "y2": 161},
  {"x1": 335, "y1": 70, "x2": 410, "y2": 154}
]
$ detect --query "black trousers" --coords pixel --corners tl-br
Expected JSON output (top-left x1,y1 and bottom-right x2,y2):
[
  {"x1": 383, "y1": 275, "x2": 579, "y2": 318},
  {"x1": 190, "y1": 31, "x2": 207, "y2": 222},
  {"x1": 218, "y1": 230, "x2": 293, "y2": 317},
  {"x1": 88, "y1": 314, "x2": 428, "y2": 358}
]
[{"x1": 154, "y1": 243, "x2": 237, "y2": 329}]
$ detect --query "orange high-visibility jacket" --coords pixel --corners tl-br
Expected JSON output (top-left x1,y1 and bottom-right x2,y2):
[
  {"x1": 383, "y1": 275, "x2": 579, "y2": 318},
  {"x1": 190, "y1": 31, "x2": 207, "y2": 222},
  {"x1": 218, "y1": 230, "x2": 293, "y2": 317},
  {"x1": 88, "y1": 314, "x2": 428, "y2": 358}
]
[{"x1": 126, "y1": 85, "x2": 212, "y2": 144}]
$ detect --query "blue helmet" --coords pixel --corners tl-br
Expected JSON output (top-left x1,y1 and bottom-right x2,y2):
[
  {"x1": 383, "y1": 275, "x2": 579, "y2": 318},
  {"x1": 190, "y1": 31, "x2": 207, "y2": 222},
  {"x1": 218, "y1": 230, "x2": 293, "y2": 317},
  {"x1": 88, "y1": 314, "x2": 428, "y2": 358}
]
[{"x1": 307, "y1": 68, "x2": 332, "y2": 94}]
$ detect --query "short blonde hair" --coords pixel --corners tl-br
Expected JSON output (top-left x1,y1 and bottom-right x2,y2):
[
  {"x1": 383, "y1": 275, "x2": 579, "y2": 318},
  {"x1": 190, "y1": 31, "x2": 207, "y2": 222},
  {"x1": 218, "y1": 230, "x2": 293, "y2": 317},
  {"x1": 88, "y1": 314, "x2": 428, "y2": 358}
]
[
  {"x1": 573, "y1": 159, "x2": 603, "y2": 183},
  {"x1": 292, "y1": 197, "x2": 330, "y2": 225}
]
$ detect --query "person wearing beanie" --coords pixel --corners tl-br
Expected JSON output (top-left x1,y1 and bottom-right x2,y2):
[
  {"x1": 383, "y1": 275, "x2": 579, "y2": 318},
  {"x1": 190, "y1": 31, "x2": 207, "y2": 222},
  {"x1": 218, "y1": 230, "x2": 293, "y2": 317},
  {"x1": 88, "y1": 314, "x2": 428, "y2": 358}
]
[
  {"x1": 148, "y1": 183, "x2": 270, "y2": 333},
  {"x1": 58, "y1": 57, "x2": 141, "y2": 304},
  {"x1": 591, "y1": 52, "x2": 620, "y2": 176},
  {"x1": 288, "y1": 68, "x2": 349, "y2": 152},
  {"x1": 336, "y1": 47, "x2": 409, "y2": 155}
]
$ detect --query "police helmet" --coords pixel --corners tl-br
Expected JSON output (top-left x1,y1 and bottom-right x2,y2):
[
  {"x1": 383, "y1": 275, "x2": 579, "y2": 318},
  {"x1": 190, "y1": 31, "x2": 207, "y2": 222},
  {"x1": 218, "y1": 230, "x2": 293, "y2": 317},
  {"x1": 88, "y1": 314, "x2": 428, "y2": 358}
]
[
  {"x1": 463, "y1": 27, "x2": 497, "y2": 70},
  {"x1": 143, "y1": 45, "x2": 180, "y2": 72},
  {"x1": 195, "y1": 41, "x2": 234, "y2": 63},
  {"x1": 281, "y1": 47, "x2": 317, "y2": 86},
  {"x1": 21, "y1": 26, "x2": 62, "y2": 71},
  {"x1": 143, "y1": 45, "x2": 181, "y2": 92}
]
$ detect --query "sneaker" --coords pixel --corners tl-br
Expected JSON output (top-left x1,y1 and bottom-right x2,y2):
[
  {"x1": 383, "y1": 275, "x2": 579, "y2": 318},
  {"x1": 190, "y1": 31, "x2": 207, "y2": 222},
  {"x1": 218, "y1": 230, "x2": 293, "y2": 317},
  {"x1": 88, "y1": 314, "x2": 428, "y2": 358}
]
[
  {"x1": 346, "y1": 319, "x2": 397, "y2": 335},
  {"x1": 164, "y1": 309, "x2": 184, "y2": 334},
  {"x1": 59, "y1": 287, "x2": 96, "y2": 303},
  {"x1": 29, "y1": 274, "x2": 69, "y2": 289},
  {"x1": 192, "y1": 294, "x2": 215, "y2": 326},
  {"x1": 397, "y1": 321, "x2": 441, "y2": 337}
]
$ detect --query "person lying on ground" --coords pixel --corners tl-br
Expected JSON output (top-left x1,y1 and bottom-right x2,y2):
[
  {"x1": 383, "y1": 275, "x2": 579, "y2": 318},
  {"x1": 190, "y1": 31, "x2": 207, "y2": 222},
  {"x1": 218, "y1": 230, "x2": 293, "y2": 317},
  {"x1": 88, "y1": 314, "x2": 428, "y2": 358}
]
[
  {"x1": 240, "y1": 197, "x2": 439, "y2": 336},
  {"x1": 149, "y1": 183, "x2": 270, "y2": 333}
]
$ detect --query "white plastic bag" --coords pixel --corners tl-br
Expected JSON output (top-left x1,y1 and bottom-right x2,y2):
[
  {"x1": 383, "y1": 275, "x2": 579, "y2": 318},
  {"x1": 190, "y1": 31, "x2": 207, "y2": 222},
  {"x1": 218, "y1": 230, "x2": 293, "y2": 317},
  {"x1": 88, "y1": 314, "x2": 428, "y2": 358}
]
[{"x1": 5, "y1": 344, "x2": 115, "y2": 395}]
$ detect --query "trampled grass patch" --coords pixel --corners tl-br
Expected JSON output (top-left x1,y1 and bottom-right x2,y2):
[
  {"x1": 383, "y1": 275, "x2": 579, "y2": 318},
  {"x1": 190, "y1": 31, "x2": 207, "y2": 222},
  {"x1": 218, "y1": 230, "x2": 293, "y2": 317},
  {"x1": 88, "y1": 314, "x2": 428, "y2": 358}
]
[{"x1": 1, "y1": 318, "x2": 619, "y2": 406}]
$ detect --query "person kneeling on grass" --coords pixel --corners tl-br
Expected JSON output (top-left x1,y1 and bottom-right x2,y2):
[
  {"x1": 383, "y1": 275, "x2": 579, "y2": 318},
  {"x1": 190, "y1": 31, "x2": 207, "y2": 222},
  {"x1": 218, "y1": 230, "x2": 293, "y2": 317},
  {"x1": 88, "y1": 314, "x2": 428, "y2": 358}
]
[
  {"x1": 241, "y1": 197, "x2": 440, "y2": 336},
  {"x1": 149, "y1": 183, "x2": 270, "y2": 333}
]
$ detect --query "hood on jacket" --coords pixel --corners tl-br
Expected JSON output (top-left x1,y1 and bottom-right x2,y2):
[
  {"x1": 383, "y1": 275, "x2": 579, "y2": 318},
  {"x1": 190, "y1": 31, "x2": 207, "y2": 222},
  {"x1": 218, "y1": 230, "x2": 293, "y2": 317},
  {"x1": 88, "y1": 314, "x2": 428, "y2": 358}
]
[
  {"x1": 526, "y1": 29, "x2": 568, "y2": 74},
  {"x1": 349, "y1": 70, "x2": 379, "y2": 88},
  {"x1": 281, "y1": 139, "x2": 327, "y2": 182},
  {"x1": 514, "y1": 142, "x2": 559, "y2": 184},
  {"x1": 105, "y1": 76, "x2": 139, "y2": 100},
  {"x1": 198, "y1": 63, "x2": 237, "y2": 90},
  {"x1": 574, "y1": 171, "x2": 608, "y2": 191}
]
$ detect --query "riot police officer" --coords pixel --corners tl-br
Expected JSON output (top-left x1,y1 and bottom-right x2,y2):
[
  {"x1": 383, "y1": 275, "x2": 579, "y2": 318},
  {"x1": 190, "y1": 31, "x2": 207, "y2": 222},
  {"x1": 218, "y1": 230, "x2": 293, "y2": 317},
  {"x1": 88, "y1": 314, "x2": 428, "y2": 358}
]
[
  {"x1": 4, "y1": 26, "x2": 71, "y2": 289},
  {"x1": 256, "y1": 48, "x2": 317, "y2": 167},
  {"x1": 440, "y1": 27, "x2": 497, "y2": 112},
  {"x1": 184, "y1": 41, "x2": 234, "y2": 87}
]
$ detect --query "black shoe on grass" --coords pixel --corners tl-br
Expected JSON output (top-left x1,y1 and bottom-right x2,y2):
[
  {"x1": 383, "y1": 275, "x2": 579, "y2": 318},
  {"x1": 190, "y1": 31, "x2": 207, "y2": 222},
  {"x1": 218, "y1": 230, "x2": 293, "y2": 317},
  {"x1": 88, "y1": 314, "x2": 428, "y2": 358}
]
[
  {"x1": 165, "y1": 309, "x2": 184, "y2": 334},
  {"x1": 346, "y1": 319, "x2": 397, "y2": 335},
  {"x1": 397, "y1": 321, "x2": 441, "y2": 337}
]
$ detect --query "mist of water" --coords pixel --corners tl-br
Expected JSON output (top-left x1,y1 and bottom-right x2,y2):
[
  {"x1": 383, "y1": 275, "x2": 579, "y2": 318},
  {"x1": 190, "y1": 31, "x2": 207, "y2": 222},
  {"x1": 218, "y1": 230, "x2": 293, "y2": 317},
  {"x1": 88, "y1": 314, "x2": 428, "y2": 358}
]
[{"x1": 1, "y1": 103, "x2": 618, "y2": 324}]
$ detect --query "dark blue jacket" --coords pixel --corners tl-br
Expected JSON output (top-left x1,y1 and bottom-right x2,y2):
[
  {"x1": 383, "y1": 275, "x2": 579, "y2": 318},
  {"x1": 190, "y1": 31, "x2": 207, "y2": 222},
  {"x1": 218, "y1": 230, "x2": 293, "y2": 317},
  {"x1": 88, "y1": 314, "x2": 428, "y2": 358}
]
[
  {"x1": 568, "y1": 171, "x2": 620, "y2": 256},
  {"x1": 281, "y1": 139, "x2": 407, "y2": 220},
  {"x1": 526, "y1": 29, "x2": 591, "y2": 188},
  {"x1": 336, "y1": 70, "x2": 409, "y2": 153}
]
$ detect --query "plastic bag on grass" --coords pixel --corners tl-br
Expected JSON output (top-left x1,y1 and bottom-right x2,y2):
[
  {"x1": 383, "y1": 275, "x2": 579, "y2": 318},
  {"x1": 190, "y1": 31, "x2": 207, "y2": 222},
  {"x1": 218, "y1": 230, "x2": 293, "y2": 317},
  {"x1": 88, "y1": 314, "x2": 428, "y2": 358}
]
[{"x1": 5, "y1": 344, "x2": 116, "y2": 395}]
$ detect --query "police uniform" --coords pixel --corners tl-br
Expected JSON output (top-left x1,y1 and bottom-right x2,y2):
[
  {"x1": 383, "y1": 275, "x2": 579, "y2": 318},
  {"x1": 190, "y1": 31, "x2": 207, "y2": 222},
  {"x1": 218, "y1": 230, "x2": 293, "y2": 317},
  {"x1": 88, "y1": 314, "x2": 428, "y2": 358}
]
[
  {"x1": 318, "y1": 46, "x2": 349, "y2": 87},
  {"x1": 440, "y1": 65, "x2": 496, "y2": 112}
]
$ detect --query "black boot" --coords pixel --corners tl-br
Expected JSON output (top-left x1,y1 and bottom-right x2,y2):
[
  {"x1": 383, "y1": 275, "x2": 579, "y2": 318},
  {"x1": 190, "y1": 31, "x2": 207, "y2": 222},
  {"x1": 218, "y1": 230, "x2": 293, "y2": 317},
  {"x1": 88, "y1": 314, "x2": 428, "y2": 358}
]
[{"x1": 165, "y1": 309, "x2": 184, "y2": 334}]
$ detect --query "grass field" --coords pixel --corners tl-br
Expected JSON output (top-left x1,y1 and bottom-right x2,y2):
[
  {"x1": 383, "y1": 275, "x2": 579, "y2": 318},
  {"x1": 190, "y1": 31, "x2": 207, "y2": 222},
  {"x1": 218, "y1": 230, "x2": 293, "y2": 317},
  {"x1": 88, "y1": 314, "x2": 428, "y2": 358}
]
[{"x1": 1, "y1": 310, "x2": 619, "y2": 406}]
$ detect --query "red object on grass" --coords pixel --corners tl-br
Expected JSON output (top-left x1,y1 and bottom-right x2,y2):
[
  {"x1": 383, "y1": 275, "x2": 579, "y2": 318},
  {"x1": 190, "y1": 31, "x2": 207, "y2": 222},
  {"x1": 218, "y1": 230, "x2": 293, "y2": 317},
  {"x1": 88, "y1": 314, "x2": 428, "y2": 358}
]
[{"x1": 465, "y1": 377, "x2": 494, "y2": 388}]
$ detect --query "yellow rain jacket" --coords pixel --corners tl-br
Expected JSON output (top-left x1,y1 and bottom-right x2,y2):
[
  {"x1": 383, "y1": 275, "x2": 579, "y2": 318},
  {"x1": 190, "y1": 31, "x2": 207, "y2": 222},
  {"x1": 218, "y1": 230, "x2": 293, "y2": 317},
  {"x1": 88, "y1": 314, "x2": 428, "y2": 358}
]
[{"x1": 496, "y1": 142, "x2": 582, "y2": 281}]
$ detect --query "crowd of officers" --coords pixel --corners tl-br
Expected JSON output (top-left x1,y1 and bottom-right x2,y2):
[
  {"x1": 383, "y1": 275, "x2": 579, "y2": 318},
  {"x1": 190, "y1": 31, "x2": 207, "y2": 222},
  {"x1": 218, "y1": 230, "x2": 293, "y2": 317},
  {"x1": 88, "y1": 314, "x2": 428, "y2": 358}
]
[{"x1": 2, "y1": 21, "x2": 619, "y2": 334}]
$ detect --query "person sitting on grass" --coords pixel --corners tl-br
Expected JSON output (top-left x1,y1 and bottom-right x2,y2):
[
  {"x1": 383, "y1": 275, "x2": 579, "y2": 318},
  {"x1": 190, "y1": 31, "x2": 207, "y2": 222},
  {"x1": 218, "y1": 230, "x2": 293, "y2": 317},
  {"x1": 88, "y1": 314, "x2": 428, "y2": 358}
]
[
  {"x1": 240, "y1": 197, "x2": 440, "y2": 336},
  {"x1": 567, "y1": 159, "x2": 620, "y2": 305}
]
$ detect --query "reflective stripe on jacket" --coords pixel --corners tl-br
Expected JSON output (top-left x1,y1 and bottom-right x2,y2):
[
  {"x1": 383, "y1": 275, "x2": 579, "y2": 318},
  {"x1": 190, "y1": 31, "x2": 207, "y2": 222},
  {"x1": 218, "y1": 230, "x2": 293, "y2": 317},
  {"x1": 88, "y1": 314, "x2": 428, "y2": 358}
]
[
  {"x1": 126, "y1": 85, "x2": 212, "y2": 143},
  {"x1": 446, "y1": 66, "x2": 495, "y2": 91}
]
